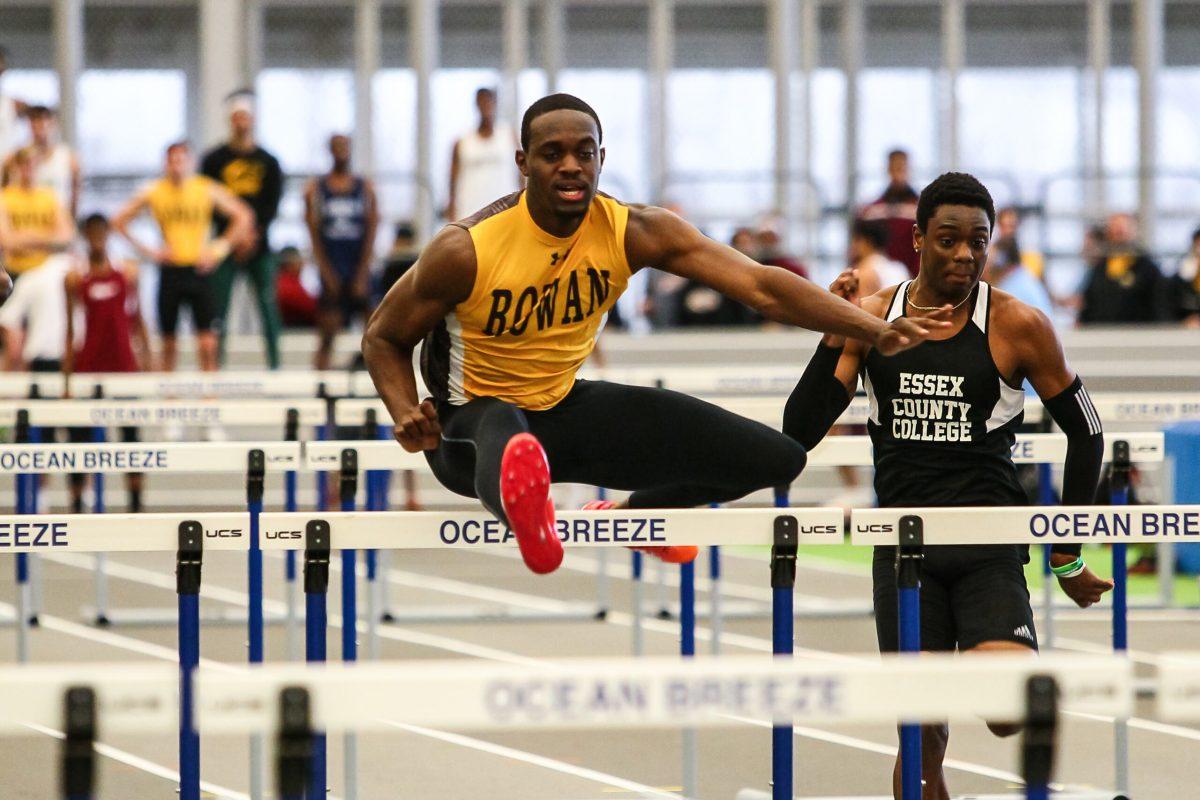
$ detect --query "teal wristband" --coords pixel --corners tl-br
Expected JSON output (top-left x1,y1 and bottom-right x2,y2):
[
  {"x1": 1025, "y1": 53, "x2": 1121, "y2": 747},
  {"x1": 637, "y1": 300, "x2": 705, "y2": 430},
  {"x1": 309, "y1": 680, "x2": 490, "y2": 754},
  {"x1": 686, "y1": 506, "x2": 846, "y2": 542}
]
[{"x1": 1051, "y1": 557, "x2": 1086, "y2": 578}]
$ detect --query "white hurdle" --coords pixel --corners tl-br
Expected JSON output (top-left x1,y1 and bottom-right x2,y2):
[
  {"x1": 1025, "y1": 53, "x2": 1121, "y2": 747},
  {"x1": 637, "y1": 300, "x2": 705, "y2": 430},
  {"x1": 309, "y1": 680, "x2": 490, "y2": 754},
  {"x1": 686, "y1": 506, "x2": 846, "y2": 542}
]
[
  {"x1": 0, "y1": 399, "x2": 325, "y2": 641},
  {"x1": 1157, "y1": 653, "x2": 1200, "y2": 721},
  {"x1": 0, "y1": 511, "x2": 247, "y2": 800},
  {"x1": 0, "y1": 442, "x2": 298, "y2": 800},
  {"x1": 850, "y1": 502, "x2": 1200, "y2": 800},
  {"x1": 259, "y1": 505, "x2": 840, "y2": 800},
  {"x1": 0, "y1": 653, "x2": 1135, "y2": 800}
]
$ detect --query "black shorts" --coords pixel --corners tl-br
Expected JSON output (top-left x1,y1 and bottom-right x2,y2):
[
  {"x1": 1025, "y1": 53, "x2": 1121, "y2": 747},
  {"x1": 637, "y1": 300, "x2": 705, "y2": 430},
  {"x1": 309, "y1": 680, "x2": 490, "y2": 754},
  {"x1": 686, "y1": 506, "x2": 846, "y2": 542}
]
[
  {"x1": 68, "y1": 426, "x2": 139, "y2": 445},
  {"x1": 29, "y1": 358, "x2": 62, "y2": 373},
  {"x1": 158, "y1": 266, "x2": 216, "y2": 334},
  {"x1": 318, "y1": 283, "x2": 368, "y2": 325},
  {"x1": 872, "y1": 543, "x2": 1037, "y2": 653}
]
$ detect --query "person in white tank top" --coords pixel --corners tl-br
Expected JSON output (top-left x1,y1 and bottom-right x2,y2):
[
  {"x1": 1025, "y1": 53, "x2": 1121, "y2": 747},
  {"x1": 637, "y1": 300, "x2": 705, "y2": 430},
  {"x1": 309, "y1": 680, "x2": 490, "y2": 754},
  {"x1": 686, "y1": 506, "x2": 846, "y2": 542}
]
[
  {"x1": 23, "y1": 106, "x2": 80, "y2": 218},
  {"x1": 446, "y1": 87, "x2": 520, "y2": 221},
  {"x1": 0, "y1": 48, "x2": 30, "y2": 162}
]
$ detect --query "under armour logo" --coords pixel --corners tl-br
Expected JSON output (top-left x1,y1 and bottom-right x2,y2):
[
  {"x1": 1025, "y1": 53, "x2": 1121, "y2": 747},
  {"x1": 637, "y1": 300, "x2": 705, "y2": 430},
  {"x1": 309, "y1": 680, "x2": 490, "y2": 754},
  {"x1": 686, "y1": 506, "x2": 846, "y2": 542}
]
[{"x1": 550, "y1": 249, "x2": 572, "y2": 266}]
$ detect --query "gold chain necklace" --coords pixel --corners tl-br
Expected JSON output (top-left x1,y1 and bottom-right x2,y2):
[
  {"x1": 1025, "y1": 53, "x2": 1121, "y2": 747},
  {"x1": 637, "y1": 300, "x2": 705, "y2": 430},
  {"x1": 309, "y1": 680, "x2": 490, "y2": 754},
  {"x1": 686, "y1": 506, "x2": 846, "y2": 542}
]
[{"x1": 905, "y1": 280, "x2": 973, "y2": 313}]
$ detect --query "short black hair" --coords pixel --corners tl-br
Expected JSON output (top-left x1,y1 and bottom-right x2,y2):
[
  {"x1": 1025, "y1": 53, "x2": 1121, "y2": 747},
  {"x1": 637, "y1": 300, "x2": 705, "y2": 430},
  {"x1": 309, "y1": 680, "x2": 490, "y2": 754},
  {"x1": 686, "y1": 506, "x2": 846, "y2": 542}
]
[
  {"x1": 887, "y1": 148, "x2": 909, "y2": 162},
  {"x1": 520, "y1": 93, "x2": 602, "y2": 151},
  {"x1": 851, "y1": 219, "x2": 888, "y2": 251},
  {"x1": 81, "y1": 213, "x2": 108, "y2": 229},
  {"x1": 915, "y1": 172, "x2": 996, "y2": 232},
  {"x1": 1191, "y1": 226, "x2": 1200, "y2": 244},
  {"x1": 27, "y1": 105, "x2": 54, "y2": 118},
  {"x1": 476, "y1": 87, "x2": 496, "y2": 102},
  {"x1": 394, "y1": 221, "x2": 415, "y2": 241}
]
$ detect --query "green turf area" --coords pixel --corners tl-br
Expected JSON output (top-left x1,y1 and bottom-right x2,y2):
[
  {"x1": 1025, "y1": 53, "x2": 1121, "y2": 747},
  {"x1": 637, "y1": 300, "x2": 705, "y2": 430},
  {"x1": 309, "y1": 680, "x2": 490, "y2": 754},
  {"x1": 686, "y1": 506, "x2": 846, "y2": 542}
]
[{"x1": 730, "y1": 543, "x2": 1200, "y2": 605}]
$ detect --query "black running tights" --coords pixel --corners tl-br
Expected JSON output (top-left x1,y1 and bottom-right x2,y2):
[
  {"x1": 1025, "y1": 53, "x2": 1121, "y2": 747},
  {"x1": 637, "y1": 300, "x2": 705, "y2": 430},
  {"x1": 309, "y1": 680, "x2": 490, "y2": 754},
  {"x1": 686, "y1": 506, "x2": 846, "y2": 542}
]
[{"x1": 425, "y1": 380, "x2": 808, "y2": 524}]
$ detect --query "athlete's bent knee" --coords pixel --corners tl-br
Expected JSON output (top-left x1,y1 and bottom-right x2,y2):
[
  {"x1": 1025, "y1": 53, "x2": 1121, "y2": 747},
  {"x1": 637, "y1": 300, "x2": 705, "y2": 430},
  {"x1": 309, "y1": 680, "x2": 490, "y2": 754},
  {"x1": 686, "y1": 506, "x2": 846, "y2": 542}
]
[{"x1": 759, "y1": 436, "x2": 807, "y2": 488}]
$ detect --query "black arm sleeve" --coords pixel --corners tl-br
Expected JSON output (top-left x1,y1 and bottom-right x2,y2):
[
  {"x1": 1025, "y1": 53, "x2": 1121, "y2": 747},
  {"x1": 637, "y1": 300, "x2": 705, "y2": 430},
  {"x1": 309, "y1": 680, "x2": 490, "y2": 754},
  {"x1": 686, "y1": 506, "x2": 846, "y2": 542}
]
[
  {"x1": 782, "y1": 343, "x2": 852, "y2": 451},
  {"x1": 1042, "y1": 376, "x2": 1105, "y2": 557}
]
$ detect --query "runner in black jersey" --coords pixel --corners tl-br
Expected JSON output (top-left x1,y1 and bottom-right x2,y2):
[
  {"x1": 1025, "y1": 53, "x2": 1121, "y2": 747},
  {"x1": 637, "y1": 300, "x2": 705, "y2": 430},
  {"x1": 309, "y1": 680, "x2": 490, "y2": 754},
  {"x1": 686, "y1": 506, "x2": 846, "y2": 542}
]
[{"x1": 783, "y1": 172, "x2": 1113, "y2": 800}]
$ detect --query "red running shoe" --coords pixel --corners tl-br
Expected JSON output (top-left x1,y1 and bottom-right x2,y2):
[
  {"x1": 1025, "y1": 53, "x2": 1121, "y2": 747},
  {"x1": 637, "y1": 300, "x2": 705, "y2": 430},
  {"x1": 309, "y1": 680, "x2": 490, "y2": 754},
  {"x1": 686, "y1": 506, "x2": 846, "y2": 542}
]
[
  {"x1": 500, "y1": 433, "x2": 562, "y2": 574},
  {"x1": 582, "y1": 500, "x2": 699, "y2": 564}
]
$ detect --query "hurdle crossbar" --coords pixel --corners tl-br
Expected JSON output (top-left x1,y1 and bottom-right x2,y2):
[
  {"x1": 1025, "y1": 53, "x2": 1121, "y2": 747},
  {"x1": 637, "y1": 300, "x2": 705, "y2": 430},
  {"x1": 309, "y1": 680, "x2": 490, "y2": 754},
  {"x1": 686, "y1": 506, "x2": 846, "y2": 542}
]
[
  {"x1": 0, "y1": 662, "x2": 179, "y2": 734},
  {"x1": 189, "y1": 652, "x2": 1132, "y2": 732},
  {"x1": 851, "y1": 504, "x2": 1200, "y2": 546},
  {"x1": 258, "y1": 508, "x2": 845, "y2": 551},
  {"x1": 0, "y1": 652, "x2": 1132, "y2": 734},
  {"x1": 0, "y1": 371, "x2": 354, "y2": 400},
  {"x1": 0, "y1": 512, "x2": 249, "y2": 554},
  {"x1": 307, "y1": 431, "x2": 1164, "y2": 473},
  {"x1": 0, "y1": 442, "x2": 301, "y2": 475},
  {"x1": 0, "y1": 399, "x2": 327, "y2": 428},
  {"x1": 1156, "y1": 653, "x2": 1200, "y2": 721}
]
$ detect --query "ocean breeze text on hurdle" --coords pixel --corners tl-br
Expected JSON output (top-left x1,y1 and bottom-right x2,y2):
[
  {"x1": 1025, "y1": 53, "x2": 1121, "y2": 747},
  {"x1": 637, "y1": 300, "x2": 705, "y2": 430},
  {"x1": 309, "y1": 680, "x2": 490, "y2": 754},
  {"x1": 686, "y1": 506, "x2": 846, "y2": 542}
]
[
  {"x1": 857, "y1": 510, "x2": 1200, "y2": 540},
  {"x1": 483, "y1": 673, "x2": 842, "y2": 724},
  {"x1": 0, "y1": 448, "x2": 168, "y2": 471}
]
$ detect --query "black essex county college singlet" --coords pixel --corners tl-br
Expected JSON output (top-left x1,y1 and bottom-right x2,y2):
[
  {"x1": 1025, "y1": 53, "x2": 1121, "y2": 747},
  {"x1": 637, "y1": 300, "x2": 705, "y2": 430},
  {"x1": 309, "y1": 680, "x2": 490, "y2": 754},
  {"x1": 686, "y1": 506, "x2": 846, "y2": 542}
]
[{"x1": 862, "y1": 280, "x2": 1027, "y2": 509}]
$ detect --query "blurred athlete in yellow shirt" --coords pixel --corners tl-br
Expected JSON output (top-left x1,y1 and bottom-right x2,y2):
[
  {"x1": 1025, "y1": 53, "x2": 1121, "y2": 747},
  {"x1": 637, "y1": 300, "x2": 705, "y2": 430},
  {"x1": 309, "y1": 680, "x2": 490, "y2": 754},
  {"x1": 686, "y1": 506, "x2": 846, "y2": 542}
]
[
  {"x1": 0, "y1": 147, "x2": 73, "y2": 280},
  {"x1": 113, "y1": 141, "x2": 253, "y2": 371}
]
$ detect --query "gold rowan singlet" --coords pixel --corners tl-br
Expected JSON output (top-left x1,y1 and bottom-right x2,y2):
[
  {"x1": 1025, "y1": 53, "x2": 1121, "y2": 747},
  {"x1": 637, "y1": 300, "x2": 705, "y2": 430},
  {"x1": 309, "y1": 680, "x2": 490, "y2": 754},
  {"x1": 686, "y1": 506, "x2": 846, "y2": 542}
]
[
  {"x1": 1, "y1": 185, "x2": 60, "y2": 274},
  {"x1": 146, "y1": 176, "x2": 215, "y2": 266},
  {"x1": 422, "y1": 192, "x2": 631, "y2": 411}
]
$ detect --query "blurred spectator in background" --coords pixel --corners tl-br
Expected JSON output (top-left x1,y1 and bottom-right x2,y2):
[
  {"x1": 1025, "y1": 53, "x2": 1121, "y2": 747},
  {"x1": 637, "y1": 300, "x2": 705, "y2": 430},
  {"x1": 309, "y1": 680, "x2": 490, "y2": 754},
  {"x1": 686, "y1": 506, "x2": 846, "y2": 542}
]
[
  {"x1": 304, "y1": 133, "x2": 379, "y2": 371},
  {"x1": 446, "y1": 87, "x2": 519, "y2": 222},
  {"x1": 0, "y1": 148, "x2": 73, "y2": 285},
  {"x1": 675, "y1": 228, "x2": 762, "y2": 328},
  {"x1": 756, "y1": 224, "x2": 808, "y2": 279},
  {"x1": 1171, "y1": 227, "x2": 1200, "y2": 327},
  {"x1": 858, "y1": 148, "x2": 920, "y2": 276},
  {"x1": 114, "y1": 141, "x2": 253, "y2": 373},
  {"x1": 1081, "y1": 222, "x2": 1106, "y2": 266},
  {"x1": 377, "y1": 221, "x2": 419, "y2": 300},
  {"x1": 992, "y1": 206, "x2": 1045, "y2": 281},
  {"x1": 1078, "y1": 212, "x2": 1169, "y2": 324},
  {"x1": 0, "y1": 47, "x2": 29, "y2": 162},
  {"x1": 0, "y1": 150, "x2": 73, "y2": 372},
  {"x1": 202, "y1": 89, "x2": 284, "y2": 369},
  {"x1": 848, "y1": 219, "x2": 908, "y2": 297},
  {"x1": 0, "y1": 249, "x2": 69, "y2": 372},
  {"x1": 730, "y1": 226, "x2": 758, "y2": 259},
  {"x1": 274, "y1": 246, "x2": 317, "y2": 329},
  {"x1": 984, "y1": 213, "x2": 1053, "y2": 317},
  {"x1": 3, "y1": 106, "x2": 81, "y2": 218},
  {"x1": 64, "y1": 213, "x2": 148, "y2": 513}
]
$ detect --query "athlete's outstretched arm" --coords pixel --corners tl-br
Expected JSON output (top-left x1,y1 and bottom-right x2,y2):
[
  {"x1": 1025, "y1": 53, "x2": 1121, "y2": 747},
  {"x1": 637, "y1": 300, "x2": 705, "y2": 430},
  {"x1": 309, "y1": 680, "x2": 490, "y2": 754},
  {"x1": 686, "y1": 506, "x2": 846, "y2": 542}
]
[
  {"x1": 1005, "y1": 303, "x2": 1112, "y2": 608},
  {"x1": 624, "y1": 205, "x2": 949, "y2": 354},
  {"x1": 783, "y1": 270, "x2": 879, "y2": 449},
  {"x1": 362, "y1": 225, "x2": 476, "y2": 452}
]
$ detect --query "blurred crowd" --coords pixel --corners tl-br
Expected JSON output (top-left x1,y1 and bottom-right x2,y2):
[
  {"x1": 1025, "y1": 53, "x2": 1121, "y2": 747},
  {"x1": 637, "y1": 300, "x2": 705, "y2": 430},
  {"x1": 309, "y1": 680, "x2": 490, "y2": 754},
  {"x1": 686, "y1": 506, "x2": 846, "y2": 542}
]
[
  {"x1": 641, "y1": 148, "x2": 1200, "y2": 331},
  {"x1": 1, "y1": 51, "x2": 1199, "y2": 386}
]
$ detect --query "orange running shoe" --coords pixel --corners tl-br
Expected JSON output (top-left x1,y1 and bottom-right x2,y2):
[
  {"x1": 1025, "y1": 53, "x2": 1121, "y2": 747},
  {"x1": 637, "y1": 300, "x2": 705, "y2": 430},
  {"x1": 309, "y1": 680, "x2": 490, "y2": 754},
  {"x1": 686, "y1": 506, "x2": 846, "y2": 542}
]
[
  {"x1": 500, "y1": 433, "x2": 562, "y2": 574},
  {"x1": 582, "y1": 500, "x2": 699, "y2": 564}
]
